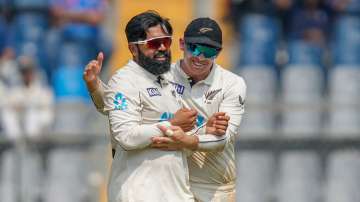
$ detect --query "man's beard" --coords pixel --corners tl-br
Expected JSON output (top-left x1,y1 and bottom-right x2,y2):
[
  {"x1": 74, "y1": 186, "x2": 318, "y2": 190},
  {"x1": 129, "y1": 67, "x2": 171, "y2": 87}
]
[{"x1": 138, "y1": 50, "x2": 171, "y2": 75}]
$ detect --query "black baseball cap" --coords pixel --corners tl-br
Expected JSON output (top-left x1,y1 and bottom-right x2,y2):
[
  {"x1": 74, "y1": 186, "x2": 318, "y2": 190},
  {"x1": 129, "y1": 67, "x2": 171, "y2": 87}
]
[{"x1": 184, "y1": 17, "x2": 222, "y2": 49}]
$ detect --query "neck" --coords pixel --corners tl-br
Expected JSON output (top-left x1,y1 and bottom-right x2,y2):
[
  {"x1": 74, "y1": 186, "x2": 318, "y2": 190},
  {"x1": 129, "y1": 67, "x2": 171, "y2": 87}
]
[{"x1": 180, "y1": 60, "x2": 211, "y2": 83}]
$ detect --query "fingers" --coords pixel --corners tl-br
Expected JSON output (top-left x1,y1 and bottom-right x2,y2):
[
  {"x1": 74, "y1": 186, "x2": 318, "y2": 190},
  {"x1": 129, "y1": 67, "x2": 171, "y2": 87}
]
[
  {"x1": 189, "y1": 116, "x2": 197, "y2": 125},
  {"x1": 83, "y1": 63, "x2": 96, "y2": 81},
  {"x1": 151, "y1": 136, "x2": 174, "y2": 144},
  {"x1": 157, "y1": 125, "x2": 169, "y2": 134},
  {"x1": 214, "y1": 123, "x2": 227, "y2": 130},
  {"x1": 165, "y1": 129, "x2": 174, "y2": 137},
  {"x1": 215, "y1": 115, "x2": 230, "y2": 121},
  {"x1": 177, "y1": 108, "x2": 198, "y2": 117},
  {"x1": 97, "y1": 52, "x2": 104, "y2": 69},
  {"x1": 151, "y1": 145, "x2": 178, "y2": 151},
  {"x1": 215, "y1": 129, "x2": 226, "y2": 135},
  {"x1": 213, "y1": 118, "x2": 229, "y2": 135},
  {"x1": 214, "y1": 120, "x2": 229, "y2": 127},
  {"x1": 151, "y1": 143, "x2": 173, "y2": 150},
  {"x1": 151, "y1": 136, "x2": 179, "y2": 151},
  {"x1": 188, "y1": 109, "x2": 198, "y2": 116},
  {"x1": 84, "y1": 60, "x2": 99, "y2": 76},
  {"x1": 191, "y1": 119, "x2": 197, "y2": 127},
  {"x1": 178, "y1": 108, "x2": 188, "y2": 112},
  {"x1": 213, "y1": 112, "x2": 226, "y2": 117},
  {"x1": 168, "y1": 125, "x2": 182, "y2": 132},
  {"x1": 157, "y1": 125, "x2": 181, "y2": 137}
]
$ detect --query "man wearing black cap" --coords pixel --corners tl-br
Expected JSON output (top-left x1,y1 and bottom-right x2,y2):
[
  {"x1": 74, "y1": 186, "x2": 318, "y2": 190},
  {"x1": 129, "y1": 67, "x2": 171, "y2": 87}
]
[
  {"x1": 156, "y1": 17, "x2": 246, "y2": 202},
  {"x1": 84, "y1": 17, "x2": 246, "y2": 202}
]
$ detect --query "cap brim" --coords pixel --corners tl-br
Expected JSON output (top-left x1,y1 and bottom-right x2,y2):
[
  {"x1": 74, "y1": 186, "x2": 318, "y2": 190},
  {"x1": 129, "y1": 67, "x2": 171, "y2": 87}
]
[{"x1": 184, "y1": 37, "x2": 222, "y2": 48}]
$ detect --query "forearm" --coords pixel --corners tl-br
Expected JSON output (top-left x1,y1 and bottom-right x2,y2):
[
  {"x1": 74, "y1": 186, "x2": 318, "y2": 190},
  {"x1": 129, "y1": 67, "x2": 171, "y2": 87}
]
[
  {"x1": 110, "y1": 111, "x2": 171, "y2": 150},
  {"x1": 90, "y1": 80, "x2": 107, "y2": 115},
  {"x1": 194, "y1": 130, "x2": 229, "y2": 152}
]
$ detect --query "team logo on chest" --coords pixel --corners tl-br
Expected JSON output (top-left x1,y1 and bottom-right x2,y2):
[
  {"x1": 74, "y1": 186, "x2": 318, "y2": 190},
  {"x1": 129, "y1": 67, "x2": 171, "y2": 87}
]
[
  {"x1": 169, "y1": 81, "x2": 185, "y2": 95},
  {"x1": 147, "y1": 88, "x2": 161, "y2": 97},
  {"x1": 204, "y1": 88, "x2": 222, "y2": 104},
  {"x1": 113, "y1": 92, "x2": 128, "y2": 110}
]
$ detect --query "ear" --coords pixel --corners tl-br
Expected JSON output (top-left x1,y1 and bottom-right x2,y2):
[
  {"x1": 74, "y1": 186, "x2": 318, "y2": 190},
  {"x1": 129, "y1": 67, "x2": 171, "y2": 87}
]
[
  {"x1": 128, "y1": 44, "x2": 138, "y2": 57},
  {"x1": 179, "y1": 38, "x2": 185, "y2": 51}
]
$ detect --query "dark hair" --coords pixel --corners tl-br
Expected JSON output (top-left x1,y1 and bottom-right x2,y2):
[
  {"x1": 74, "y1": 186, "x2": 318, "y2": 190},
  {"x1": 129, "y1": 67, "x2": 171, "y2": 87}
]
[{"x1": 125, "y1": 10, "x2": 173, "y2": 43}]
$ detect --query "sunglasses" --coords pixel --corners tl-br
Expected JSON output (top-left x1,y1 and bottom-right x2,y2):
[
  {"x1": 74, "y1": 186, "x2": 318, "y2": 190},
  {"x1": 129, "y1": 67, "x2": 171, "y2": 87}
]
[
  {"x1": 186, "y1": 43, "x2": 221, "y2": 59},
  {"x1": 130, "y1": 36, "x2": 172, "y2": 50}
]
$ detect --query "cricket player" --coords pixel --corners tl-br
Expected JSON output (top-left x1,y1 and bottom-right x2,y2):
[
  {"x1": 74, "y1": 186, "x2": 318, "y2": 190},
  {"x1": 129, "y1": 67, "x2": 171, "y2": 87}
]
[
  {"x1": 85, "y1": 11, "x2": 231, "y2": 202},
  {"x1": 101, "y1": 11, "x2": 195, "y2": 202},
  {"x1": 150, "y1": 18, "x2": 246, "y2": 202},
  {"x1": 85, "y1": 16, "x2": 245, "y2": 202},
  {"x1": 174, "y1": 18, "x2": 246, "y2": 202}
]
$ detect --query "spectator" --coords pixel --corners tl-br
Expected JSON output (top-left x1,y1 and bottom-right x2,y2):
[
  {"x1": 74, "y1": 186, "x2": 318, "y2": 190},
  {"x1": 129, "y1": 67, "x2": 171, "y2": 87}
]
[
  {"x1": 1, "y1": 55, "x2": 54, "y2": 202},
  {"x1": 1, "y1": 55, "x2": 54, "y2": 138},
  {"x1": 0, "y1": 48, "x2": 21, "y2": 88},
  {"x1": 227, "y1": 0, "x2": 294, "y2": 33},
  {"x1": 49, "y1": 0, "x2": 111, "y2": 65},
  {"x1": 287, "y1": 0, "x2": 331, "y2": 46},
  {"x1": 325, "y1": 0, "x2": 360, "y2": 14},
  {"x1": 0, "y1": 14, "x2": 20, "y2": 87}
]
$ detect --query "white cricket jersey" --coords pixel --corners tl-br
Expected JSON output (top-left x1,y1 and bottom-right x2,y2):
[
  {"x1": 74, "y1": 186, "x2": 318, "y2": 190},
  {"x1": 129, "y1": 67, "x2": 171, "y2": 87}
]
[
  {"x1": 171, "y1": 61, "x2": 246, "y2": 202},
  {"x1": 104, "y1": 60, "x2": 194, "y2": 202}
]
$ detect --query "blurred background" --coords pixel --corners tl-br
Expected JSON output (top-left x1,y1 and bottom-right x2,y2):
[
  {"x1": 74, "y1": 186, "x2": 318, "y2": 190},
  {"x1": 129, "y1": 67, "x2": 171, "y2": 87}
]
[{"x1": 0, "y1": 0, "x2": 359, "y2": 202}]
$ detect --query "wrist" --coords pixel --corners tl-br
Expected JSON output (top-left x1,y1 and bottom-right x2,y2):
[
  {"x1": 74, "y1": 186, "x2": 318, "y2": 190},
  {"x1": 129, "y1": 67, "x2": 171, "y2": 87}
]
[
  {"x1": 87, "y1": 78, "x2": 100, "y2": 93},
  {"x1": 188, "y1": 135, "x2": 199, "y2": 151},
  {"x1": 169, "y1": 118, "x2": 178, "y2": 127}
]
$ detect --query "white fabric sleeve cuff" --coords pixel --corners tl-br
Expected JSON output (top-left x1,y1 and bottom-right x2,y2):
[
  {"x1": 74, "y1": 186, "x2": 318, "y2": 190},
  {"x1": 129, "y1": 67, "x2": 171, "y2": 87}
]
[
  {"x1": 196, "y1": 134, "x2": 227, "y2": 151},
  {"x1": 189, "y1": 125, "x2": 228, "y2": 151}
]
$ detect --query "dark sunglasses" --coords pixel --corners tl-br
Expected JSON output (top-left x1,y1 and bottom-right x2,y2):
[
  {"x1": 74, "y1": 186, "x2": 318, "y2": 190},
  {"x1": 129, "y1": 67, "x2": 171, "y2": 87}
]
[
  {"x1": 130, "y1": 36, "x2": 172, "y2": 50},
  {"x1": 186, "y1": 43, "x2": 221, "y2": 59}
]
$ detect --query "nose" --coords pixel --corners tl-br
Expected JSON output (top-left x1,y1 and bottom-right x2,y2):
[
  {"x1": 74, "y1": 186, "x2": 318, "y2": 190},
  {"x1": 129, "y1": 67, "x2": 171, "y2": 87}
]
[
  {"x1": 195, "y1": 53, "x2": 206, "y2": 60},
  {"x1": 158, "y1": 43, "x2": 167, "y2": 51}
]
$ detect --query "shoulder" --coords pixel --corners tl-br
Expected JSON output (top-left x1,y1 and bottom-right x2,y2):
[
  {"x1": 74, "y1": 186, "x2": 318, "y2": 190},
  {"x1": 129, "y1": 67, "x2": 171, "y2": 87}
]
[
  {"x1": 216, "y1": 64, "x2": 246, "y2": 89},
  {"x1": 162, "y1": 69, "x2": 174, "y2": 81},
  {"x1": 168, "y1": 62, "x2": 177, "y2": 76},
  {"x1": 107, "y1": 66, "x2": 134, "y2": 89}
]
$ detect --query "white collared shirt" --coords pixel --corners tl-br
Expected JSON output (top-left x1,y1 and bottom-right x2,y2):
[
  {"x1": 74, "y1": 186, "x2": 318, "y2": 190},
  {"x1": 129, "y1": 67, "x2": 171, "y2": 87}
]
[
  {"x1": 171, "y1": 60, "x2": 246, "y2": 197},
  {"x1": 104, "y1": 60, "x2": 194, "y2": 202},
  {"x1": 91, "y1": 59, "x2": 247, "y2": 200}
]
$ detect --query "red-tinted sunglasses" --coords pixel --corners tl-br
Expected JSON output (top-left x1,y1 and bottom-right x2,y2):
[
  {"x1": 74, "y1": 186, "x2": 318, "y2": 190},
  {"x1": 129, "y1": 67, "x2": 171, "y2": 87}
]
[{"x1": 130, "y1": 36, "x2": 172, "y2": 50}]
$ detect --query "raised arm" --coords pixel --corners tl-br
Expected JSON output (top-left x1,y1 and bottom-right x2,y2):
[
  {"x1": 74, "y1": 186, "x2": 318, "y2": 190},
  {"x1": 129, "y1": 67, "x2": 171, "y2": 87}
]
[{"x1": 83, "y1": 52, "x2": 108, "y2": 115}]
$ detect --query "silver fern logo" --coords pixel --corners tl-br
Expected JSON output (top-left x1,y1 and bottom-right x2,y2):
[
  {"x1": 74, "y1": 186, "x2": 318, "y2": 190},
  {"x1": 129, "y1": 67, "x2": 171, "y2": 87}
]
[
  {"x1": 199, "y1": 27, "x2": 213, "y2": 33},
  {"x1": 204, "y1": 88, "x2": 222, "y2": 103},
  {"x1": 239, "y1": 95, "x2": 245, "y2": 105}
]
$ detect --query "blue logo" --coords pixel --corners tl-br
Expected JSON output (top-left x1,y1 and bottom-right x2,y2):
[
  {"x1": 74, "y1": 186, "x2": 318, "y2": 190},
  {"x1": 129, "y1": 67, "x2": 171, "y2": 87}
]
[
  {"x1": 196, "y1": 115, "x2": 205, "y2": 127},
  {"x1": 160, "y1": 112, "x2": 174, "y2": 122},
  {"x1": 147, "y1": 88, "x2": 161, "y2": 97},
  {"x1": 169, "y1": 81, "x2": 185, "y2": 95},
  {"x1": 159, "y1": 112, "x2": 205, "y2": 127},
  {"x1": 113, "y1": 92, "x2": 128, "y2": 110}
]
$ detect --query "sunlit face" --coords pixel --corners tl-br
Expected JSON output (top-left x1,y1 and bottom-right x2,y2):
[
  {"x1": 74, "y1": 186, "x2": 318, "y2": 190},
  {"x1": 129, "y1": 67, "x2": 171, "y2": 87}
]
[
  {"x1": 179, "y1": 38, "x2": 215, "y2": 79},
  {"x1": 129, "y1": 24, "x2": 172, "y2": 75},
  {"x1": 130, "y1": 24, "x2": 171, "y2": 62}
]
